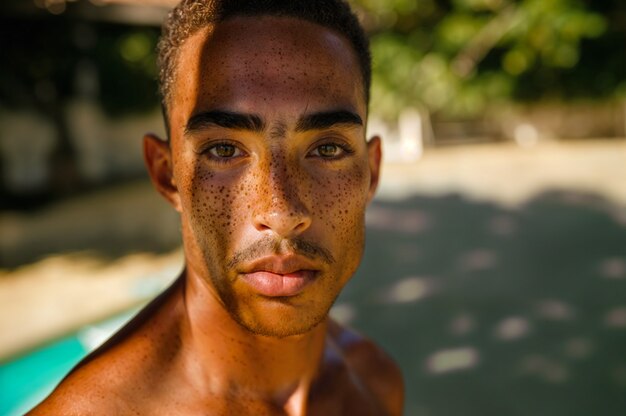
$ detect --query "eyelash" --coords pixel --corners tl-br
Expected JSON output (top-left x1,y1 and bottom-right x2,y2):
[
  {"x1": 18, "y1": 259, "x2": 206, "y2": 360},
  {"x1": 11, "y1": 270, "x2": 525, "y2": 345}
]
[
  {"x1": 201, "y1": 140, "x2": 247, "y2": 163},
  {"x1": 308, "y1": 141, "x2": 355, "y2": 160},
  {"x1": 199, "y1": 139, "x2": 355, "y2": 163}
]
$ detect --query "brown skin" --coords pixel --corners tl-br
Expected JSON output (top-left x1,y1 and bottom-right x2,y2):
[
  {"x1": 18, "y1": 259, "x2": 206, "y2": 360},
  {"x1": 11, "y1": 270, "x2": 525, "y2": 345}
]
[{"x1": 30, "y1": 16, "x2": 404, "y2": 415}]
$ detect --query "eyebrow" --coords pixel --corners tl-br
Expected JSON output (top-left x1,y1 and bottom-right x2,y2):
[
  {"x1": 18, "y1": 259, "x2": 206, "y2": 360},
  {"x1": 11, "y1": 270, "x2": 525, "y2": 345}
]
[
  {"x1": 185, "y1": 110, "x2": 265, "y2": 135},
  {"x1": 295, "y1": 110, "x2": 363, "y2": 132},
  {"x1": 184, "y1": 109, "x2": 362, "y2": 136}
]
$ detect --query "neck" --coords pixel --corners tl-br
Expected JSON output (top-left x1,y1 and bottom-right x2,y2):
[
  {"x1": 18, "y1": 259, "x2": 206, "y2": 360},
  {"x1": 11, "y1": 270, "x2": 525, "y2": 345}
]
[{"x1": 179, "y1": 267, "x2": 328, "y2": 412}]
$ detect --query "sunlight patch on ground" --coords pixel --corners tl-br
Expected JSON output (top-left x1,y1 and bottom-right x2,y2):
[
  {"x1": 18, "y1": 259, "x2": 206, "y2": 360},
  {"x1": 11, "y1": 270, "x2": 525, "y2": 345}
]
[
  {"x1": 604, "y1": 307, "x2": 626, "y2": 329},
  {"x1": 329, "y1": 303, "x2": 356, "y2": 326},
  {"x1": 425, "y1": 346, "x2": 479, "y2": 375},
  {"x1": 494, "y1": 316, "x2": 531, "y2": 341},
  {"x1": 383, "y1": 276, "x2": 433, "y2": 304},
  {"x1": 534, "y1": 299, "x2": 575, "y2": 321},
  {"x1": 599, "y1": 258, "x2": 626, "y2": 280}
]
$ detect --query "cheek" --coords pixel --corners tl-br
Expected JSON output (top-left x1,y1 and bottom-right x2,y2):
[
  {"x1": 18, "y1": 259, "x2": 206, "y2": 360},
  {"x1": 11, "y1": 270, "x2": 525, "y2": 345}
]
[
  {"x1": 312, "y1": 164, "x2": 369, "y2": 285},
  {"x1": 183, "y1": 165, "x2": 246, "y2": 248},
  {"x1": 310, "y1": 163, "x2": 370, "y2": 237}
]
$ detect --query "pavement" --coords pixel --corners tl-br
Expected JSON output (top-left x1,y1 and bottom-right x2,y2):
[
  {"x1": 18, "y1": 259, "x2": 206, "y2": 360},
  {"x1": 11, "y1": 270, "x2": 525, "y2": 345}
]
[{"x1": 1, "y1": 139, "x2": 625, "y2": 415}]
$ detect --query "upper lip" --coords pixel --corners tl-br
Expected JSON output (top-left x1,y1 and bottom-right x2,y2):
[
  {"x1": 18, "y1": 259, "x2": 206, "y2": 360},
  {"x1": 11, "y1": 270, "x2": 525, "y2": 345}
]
[{"x1": 242, "y1": 254, "x2": 320, "y2": 275}]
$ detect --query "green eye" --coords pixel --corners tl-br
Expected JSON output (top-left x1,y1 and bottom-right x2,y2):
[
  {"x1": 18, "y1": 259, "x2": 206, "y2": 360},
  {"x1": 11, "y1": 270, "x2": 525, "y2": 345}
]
[
  {"x1": 317, "y1": 144, "x2": 340, "y2": 158},
  {"x1": 210, "y1": 143, "x2": 238, "y2": 158},
  {"x1": 309, "y1": 142, "x2": 353, "y2": 160}
]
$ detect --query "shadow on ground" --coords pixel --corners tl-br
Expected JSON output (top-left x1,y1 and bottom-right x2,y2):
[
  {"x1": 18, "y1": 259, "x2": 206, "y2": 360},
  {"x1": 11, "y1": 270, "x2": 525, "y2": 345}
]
[{"x1": 337, "y1": 191, "x2": 626, "y2": 416}]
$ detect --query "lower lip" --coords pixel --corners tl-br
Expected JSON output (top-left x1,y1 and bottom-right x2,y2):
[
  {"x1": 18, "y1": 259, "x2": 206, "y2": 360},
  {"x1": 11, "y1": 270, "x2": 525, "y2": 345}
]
[{"x1": 241, "y1": 270, "x2": 317, "y2": 297}]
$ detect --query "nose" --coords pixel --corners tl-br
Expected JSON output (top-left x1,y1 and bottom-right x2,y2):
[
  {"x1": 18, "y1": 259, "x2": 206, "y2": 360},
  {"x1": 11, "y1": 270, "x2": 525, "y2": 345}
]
[{"x1": 252, "y1": 159, "x2": 312, "y2": 238}]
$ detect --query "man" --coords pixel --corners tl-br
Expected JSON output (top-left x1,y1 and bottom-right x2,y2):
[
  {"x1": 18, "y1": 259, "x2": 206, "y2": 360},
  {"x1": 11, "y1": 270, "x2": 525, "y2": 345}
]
[{"x1": 30, "y1": 0, "x2": 404, "y2": 414}]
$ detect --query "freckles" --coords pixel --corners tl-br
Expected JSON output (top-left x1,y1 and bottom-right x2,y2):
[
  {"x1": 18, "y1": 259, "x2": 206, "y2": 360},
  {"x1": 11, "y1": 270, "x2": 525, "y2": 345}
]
[
  {"x1": 317, "y1": 168, "x2": 368, "y2": 235},
  {"x1": 189, "y1": 169, "x2": 228, "y2": 237}
]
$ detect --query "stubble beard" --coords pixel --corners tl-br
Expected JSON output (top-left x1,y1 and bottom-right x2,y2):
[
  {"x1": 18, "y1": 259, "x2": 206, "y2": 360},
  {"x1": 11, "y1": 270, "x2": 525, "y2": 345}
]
[
  {"x1": 227, "y1": 293, "x2": 336, "y2": 338},
  {"x1": 197, "y1": 238, "x2": 344, "y2": 339},
  {"x1": 208, "y1": 263, "x2": 343, "y2": 338},
  {"x1": 190, "y1": 215, "x2": 365, "y2": 338}
]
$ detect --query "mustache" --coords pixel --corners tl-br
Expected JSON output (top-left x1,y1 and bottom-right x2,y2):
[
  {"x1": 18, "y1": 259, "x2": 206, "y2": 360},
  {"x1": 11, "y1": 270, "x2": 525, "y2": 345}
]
[{"x1": 227, "y1": 235, "x2": 335, "y2": 270}]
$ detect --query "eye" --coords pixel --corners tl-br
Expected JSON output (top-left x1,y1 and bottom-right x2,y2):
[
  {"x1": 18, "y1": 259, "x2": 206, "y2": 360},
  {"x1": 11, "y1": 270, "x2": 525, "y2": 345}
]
[
  {"x1": 309, "y1": 142, "x2": 352, "y2": 159},
  {"x1": 317, "y1": 144, "x2": 340, "y2": 157},
  {"x1": 206, "y1": 142, "x2": 244, "y2": 160}
]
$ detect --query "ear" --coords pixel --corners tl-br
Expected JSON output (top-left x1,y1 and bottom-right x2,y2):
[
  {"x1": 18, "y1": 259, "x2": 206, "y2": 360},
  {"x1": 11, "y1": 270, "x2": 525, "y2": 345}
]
[
  {"x1": 366, "y1": 135, "x2": 382, "y2": 202},
  {"x1": 143, "y1": 133, "x2": 181, "y2": 212}
]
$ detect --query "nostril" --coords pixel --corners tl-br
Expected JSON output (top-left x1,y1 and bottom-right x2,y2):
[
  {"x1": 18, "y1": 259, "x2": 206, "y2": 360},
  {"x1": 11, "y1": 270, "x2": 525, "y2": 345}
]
[
  {"x1": 294, "y1": 217, "x2": 311, "y2": 231},
  {"x1": 253, "y1": 208, "x2": 311, "y2": 237}
]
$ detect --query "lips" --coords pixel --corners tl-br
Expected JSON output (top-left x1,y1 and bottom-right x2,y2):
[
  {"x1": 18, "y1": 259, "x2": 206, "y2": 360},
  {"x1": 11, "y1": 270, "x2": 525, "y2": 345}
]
[{"x1": 239, "y1": 255, "x2": 319, "y2": 297}]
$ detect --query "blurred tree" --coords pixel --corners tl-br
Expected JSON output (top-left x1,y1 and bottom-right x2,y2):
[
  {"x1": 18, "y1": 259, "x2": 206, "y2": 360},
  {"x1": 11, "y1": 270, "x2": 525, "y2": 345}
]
[
  {"x1": 354, "y1": 0, "x2": 625, "y2": 120},
  {"x1": 0, "y1": 0, "x2": 623, "y2": 136},
  {"x1": 0, "y1": 5, "x2": 159, "y2": 198}
]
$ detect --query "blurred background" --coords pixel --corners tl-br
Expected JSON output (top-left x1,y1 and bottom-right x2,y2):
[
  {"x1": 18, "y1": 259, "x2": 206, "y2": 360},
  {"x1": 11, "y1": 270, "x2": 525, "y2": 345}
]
[{"x1": 0, "y1": 0, "x2": 625, "y2": 414}]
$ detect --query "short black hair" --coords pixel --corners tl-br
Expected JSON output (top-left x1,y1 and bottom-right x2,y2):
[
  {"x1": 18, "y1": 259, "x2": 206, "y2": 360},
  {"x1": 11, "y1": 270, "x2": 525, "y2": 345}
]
[{"x1": 157, "y1": 0, "x2": 371, "y2": 130}]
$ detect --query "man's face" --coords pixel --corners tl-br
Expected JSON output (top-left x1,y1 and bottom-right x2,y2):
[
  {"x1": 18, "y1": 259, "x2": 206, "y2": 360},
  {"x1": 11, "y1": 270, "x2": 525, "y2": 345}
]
[{"x1": 161, "y1": 16, "x2": 380, "y2": 337}]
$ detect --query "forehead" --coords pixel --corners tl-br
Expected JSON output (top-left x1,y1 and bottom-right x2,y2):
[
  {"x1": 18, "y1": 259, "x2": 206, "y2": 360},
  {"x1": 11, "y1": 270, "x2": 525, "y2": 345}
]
[{"x1": 169, "y1": 16, "x2": 365, "y2": 135}]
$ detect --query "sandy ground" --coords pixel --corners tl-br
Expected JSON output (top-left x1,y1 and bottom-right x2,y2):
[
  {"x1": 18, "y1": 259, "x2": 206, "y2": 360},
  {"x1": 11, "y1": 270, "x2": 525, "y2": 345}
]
[
  {"x1": 1, "y1": 139, "x2": 625, "y2": 361},
  {"x1": 380, "y1": 140, "x2": 626, "y2": 207}
]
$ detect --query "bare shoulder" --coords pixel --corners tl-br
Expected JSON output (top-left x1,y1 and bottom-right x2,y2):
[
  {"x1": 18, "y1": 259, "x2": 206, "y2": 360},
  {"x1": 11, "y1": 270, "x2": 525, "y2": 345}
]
[
  {"x1": 29, "y1": 281, "x2": 184, "y2": 415},
  {"x1": 27, "y1": 383, "x2": 131, "y2": 415},
  {"x1": 27, "y1": 323, "x2": 167, "y2": 415},
  {"x1": 27, "y1": 354, "x2": 138, "y2": 415},
  {"x1": 328, "y1": 320, "x2": 405, "y2": 416}
]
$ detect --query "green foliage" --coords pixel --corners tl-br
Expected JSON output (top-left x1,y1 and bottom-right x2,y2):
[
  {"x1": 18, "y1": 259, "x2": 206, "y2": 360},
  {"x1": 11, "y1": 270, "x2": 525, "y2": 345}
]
[
  {"x1": 94, "y1": 26, "x2": 160, "y2": 116},
  {"x1": 354, "y1": 0, "x2": 623, "y2": 120},
  {"x1": 1, "y1": 1, "x2": 623, "y2": 123}
]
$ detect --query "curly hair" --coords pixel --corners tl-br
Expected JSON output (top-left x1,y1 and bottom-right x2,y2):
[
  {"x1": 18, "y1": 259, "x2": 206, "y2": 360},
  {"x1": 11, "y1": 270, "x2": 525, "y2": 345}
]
[{"x1": 157, "y1": 0, "x2": 371, "y2": 120}]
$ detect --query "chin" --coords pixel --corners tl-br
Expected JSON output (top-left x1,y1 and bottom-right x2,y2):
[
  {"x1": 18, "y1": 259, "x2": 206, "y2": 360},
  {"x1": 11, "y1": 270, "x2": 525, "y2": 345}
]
[{"x1": 232, "y1": 297, "x2": 332, "y2": 338}]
